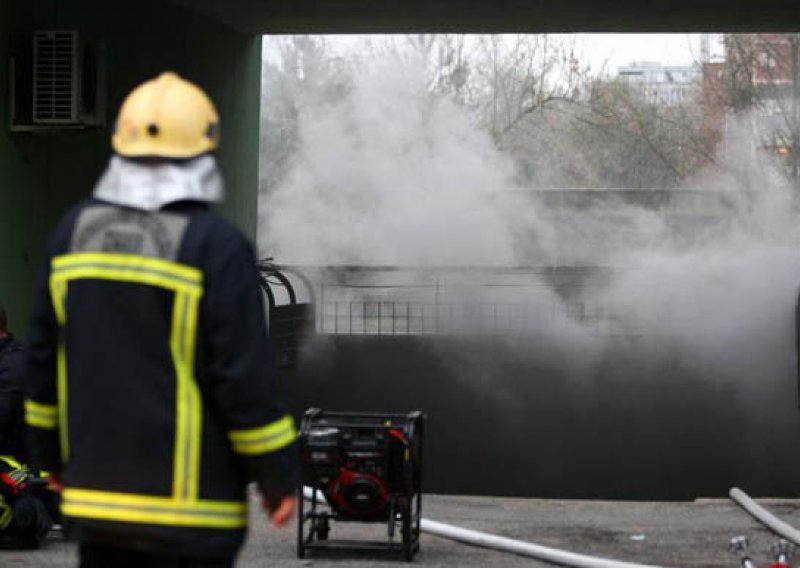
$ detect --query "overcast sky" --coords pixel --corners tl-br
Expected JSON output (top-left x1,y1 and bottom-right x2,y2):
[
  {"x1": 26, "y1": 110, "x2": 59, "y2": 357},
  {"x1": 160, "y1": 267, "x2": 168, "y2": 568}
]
[
  {"x1": 264, "y1": 33, "x2": 724, "y2": 78},
  {"x1": 576, "y1": 33, "x2": 722, "y2": 74}
]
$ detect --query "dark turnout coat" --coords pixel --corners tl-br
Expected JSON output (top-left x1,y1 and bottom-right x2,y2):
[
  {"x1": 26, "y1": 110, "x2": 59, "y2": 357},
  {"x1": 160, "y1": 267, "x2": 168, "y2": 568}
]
[
  {"x1": 25, "y1": 198, "x2": 298, "y2": 557},
  {"x1": 0, "y1": 335, "x2": 25, "y2": 458}
]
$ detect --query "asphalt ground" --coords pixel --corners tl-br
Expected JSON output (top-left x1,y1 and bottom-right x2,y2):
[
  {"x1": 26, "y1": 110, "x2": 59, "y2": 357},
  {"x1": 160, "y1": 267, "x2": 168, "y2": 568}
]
[{"x1": 4, "y1": 493, "x2": 800, "y2": 567}]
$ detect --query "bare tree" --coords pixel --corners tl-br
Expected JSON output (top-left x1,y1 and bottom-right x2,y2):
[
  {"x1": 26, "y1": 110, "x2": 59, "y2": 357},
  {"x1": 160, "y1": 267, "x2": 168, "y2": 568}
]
[
  {"x1": 572, "y1": 79, "x2": 711, "y2": 188},
  {"x1": 260, "y1": 34, "x2": 716, "y2": 192}
]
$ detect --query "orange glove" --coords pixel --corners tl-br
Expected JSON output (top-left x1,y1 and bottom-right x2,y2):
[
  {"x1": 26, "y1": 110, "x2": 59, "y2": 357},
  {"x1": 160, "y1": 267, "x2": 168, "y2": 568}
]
[
  {"x1": 47, "y1": 472, "x2": 63, "y2": 493},
  {"x1": 263, "y1": 494, "x2": 297, "y2": 527}
]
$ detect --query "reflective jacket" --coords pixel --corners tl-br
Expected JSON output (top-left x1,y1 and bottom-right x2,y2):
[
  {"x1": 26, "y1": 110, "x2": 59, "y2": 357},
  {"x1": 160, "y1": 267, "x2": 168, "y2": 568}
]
[{"x1": 25, "y1": 198, "x2": 298, "y2": 557}]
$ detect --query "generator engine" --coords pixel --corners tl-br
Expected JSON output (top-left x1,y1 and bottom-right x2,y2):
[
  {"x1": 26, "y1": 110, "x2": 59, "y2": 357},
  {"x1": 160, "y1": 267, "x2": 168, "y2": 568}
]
[{"x1": 298, "y1": 408, "x2": 425, "y2": 561}]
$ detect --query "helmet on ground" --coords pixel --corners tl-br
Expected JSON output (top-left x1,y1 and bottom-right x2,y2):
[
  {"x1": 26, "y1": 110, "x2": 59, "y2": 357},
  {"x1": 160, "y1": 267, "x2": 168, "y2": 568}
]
[{"x1": 112, "y1": 72, "x2": 220, "y2": 159}]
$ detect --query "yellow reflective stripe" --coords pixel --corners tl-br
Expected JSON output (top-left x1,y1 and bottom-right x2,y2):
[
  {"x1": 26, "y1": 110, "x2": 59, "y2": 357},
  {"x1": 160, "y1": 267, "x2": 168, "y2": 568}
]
[
  {"x1": 57, "y1": 342, "x2": 69, "y2": 461},
  {"x1": 52, "y1": 253, "x2": 202, "y2": 286},
  {"x1": 171, "y1": 290, "x2": 203, "y2": 501},
  {"x1": 0, "y1": 455, "x2": 23, "y2": 470},
  {"x1": 232, "y1": 429, "x2": 297, "y2": 455},
  {"x1": 25, "y1": 414, "x2": 57, "y2": 429},
  {"x1": 229, "y1": 415, "x2": 297, "y2": 443},
  {"x1": 61, "y1": 503, "x2": 246, "y2": 529},
  {"x1": 64, "y1": 488, "x2": 245, "y2": 510},
  {"x1": 228, "y1": 415, "x2": 297, "y2": 455},
  {"x1": 50, "y1": 252, "x2": 202, "y2": 297},
  {"x1": 52, "y1": 267, "x2": 201, "y2": 296},
  {"x1": 49, "y1": 277, "x2": 67, "y2": 326},
  {"x1": 171, "y1": 294, "x2": 187, "y2": 498},
  {"x1": 0, "y1": 498, "x2": 12, "y2": 530},
  {"x1": 62, "y1": 489, "x2": 247, "y2": 529},
  {"x1": 184, "y1": 291, "x2": 202, "y2": 501},
  {"x1": 24, "y1": 400, "x2": 59, "y2": 429}
]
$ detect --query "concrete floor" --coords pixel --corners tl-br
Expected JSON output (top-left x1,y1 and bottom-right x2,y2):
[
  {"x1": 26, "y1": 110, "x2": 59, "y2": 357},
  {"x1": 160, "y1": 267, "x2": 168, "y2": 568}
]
[{"x1": 4, "y1": 493, "x2": 799, "y2": 567}]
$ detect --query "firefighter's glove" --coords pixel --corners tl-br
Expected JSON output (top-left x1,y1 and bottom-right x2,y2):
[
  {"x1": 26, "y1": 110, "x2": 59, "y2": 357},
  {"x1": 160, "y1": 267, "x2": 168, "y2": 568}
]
[
  {"x1": 262, "y1": 494, "x2": 297, "y2": 527},
  {"x1": 46, "y1": 472, "x2": 63, "y2": 494}
]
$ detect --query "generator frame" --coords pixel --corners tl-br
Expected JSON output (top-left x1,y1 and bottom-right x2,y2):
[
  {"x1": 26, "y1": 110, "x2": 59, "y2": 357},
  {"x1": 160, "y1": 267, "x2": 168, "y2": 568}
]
[{"x1": 297, "y1": 409, "x2": 425, "y2": 562}]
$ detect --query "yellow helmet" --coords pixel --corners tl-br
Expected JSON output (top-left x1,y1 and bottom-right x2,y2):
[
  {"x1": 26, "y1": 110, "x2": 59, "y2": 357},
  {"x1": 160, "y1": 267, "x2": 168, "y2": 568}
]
[{"x1": 112, "y1": 72, "x2": 220, "y2": 159}]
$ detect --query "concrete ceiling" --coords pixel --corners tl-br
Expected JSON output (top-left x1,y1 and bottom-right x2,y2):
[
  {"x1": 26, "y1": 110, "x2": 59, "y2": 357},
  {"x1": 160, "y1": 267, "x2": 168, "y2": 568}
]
[{"x1": 171, "y1": 0, "x2": 800, "y2": 35}]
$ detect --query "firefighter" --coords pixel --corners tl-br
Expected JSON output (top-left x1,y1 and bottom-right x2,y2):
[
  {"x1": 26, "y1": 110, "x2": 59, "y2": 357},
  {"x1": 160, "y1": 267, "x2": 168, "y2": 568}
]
[{"x1": 24, "y1": 72, "x2": 298, "y2": 566}]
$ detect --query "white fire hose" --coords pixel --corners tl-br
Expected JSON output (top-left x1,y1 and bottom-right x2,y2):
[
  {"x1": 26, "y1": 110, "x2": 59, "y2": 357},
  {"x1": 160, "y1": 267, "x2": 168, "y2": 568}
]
[
  {"x1": 302, "y1": 487, "x2": 672, "y2": 568},
  {"x1": 729, "y1": 487, "x2": 800, "y2": 546}
]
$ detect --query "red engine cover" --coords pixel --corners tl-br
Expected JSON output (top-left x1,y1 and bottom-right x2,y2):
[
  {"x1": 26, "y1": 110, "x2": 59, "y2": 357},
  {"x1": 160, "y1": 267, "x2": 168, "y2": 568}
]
[{"x1": 329, "y1": 467, "x2": 389, "y2": 517}]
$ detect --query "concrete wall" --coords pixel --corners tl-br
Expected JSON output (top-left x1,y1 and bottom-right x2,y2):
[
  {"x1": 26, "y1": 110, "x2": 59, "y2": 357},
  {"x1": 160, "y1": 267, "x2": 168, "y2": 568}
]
[
  {"x1": 0, "y1": 0, "x2": 261, "y2": 334},
  {"x1": 282, "y1": 334, "x2": 800, "y2": 500}
]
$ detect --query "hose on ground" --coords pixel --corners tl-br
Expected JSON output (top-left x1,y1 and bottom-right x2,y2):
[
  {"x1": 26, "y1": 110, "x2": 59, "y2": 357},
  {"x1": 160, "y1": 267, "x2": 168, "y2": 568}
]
[
  {"x1": 302, "y1": 487, "x2": 672, "y2": 568},
  {"x1": 729, "y1": 487, "x2": 800, "y2": 546}
]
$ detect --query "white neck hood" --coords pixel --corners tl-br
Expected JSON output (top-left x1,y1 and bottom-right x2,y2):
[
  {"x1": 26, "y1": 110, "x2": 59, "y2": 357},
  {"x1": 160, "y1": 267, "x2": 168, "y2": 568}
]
[{"x1": 93, "y1": 155, "x2": 225, "y2": 211}]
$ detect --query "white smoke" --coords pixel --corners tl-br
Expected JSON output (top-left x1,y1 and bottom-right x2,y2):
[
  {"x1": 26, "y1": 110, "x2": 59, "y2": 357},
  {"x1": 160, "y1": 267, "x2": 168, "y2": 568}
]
[
  {"x1": 259, "y1": 41, "x2": 800, "y2": 500},
  {"x1": 260, "y1": 52, "x2": 519, "y2": 266},
  {"x1": 259, "y1": 40, "x2": 800, "y2": 393},
  {"x1": 587, "y1": 116, "x2": 800, "y2": 386}
]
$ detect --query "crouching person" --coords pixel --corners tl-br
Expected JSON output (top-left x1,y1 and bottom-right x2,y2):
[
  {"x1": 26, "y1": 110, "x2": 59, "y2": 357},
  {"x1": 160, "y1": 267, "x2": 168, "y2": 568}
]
[{"x1": 0, "y1": 455, "x2": 55, "y2": 549}]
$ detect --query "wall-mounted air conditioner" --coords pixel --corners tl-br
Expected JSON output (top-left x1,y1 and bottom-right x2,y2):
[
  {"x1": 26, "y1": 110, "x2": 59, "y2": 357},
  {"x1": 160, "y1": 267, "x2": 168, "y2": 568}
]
[{"x1": 9, "y1": 30, "x2": 106, "y2": 131}]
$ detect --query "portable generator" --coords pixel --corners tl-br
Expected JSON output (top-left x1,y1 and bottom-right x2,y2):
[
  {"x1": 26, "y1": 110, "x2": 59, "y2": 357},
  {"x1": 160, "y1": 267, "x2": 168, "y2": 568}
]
[{"x1": 297, "y1": 408, "x2": 425, "y2": 561}]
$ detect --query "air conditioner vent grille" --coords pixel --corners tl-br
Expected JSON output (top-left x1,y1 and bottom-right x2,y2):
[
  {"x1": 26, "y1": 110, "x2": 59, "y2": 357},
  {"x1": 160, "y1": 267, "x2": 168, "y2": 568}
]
[{"x1": 33, "y1": 30, "x2": 78, "y2": 123}]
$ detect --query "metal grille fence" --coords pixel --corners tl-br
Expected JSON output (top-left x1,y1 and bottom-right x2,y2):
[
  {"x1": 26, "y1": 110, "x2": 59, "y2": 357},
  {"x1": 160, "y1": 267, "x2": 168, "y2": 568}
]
[
  {"x1": 319, "y1": 300, "x2": 620, "y2": 336},
  {"x1": 303, "y1": 266, "x2": 626, "y2": 337}
]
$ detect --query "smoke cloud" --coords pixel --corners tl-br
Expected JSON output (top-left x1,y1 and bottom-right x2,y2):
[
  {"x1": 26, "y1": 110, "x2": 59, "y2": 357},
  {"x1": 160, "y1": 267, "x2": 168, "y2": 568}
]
[
  {"x1": 261, "y1": 52, "x2": 518, "y2": 267},
  {"x1": 257, "y1": 37, "x2": 800, "y2": 498},
  {"x1": 258, "y1": 39, "x2": 800, "y2": 396}
]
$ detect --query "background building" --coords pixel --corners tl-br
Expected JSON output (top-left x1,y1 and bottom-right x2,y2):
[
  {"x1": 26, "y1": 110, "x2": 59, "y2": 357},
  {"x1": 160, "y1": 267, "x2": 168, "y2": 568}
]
[
  {"x1": 701, "y1": 33, "x2": 800, "y2": 166},
  {"x1": 617, "y1": 62, "x2": 700, "y2": 105}
]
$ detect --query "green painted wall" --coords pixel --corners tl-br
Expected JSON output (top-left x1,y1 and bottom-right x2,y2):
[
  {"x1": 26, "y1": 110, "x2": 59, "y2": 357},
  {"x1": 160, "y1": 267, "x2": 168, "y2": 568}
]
[
  {"x1": 0, "y1": 0, "x2": 46, "y2": 337},
  {"x1": 0, "y1": 0, "x2": 261, "y2": 334}
]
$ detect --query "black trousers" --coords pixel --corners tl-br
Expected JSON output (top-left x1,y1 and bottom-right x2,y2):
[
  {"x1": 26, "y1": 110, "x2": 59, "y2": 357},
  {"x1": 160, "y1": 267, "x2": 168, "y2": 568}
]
[{"x1": 79, "y1": 542, "x2": 235, "y2": 568}]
